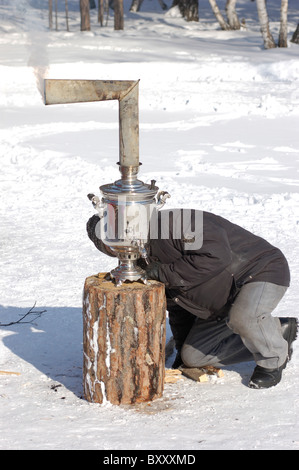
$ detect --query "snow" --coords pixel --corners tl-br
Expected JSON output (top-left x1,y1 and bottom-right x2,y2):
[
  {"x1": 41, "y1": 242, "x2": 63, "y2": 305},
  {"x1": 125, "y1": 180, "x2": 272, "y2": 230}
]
[{"x1": 0, "y1": 0, "x2": 299, "y2": 451}]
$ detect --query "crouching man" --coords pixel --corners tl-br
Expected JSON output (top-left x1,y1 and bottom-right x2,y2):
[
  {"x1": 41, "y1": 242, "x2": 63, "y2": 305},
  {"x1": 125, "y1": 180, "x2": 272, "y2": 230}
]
[{"x1": 86, "y1": 208, "x2": 297, "y2": 389}]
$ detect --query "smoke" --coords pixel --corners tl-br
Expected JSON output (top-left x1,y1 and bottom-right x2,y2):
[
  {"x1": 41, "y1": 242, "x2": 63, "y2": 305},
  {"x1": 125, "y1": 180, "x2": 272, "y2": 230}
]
[
  {"x1": 27, "y1": 31, "x2": 50, "y2": 100},
  {"x1": 12, "y1": 0, "x2": 50, "y2": 100},
  {"x1": 28, "y1": 2, "x2": 50, "y2": 100}
]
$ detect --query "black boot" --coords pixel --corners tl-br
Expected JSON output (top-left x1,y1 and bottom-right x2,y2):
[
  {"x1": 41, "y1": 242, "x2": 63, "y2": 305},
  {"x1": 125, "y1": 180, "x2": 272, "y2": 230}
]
[
  {"x1": 249, "y1": 317, "x2": 297, "y2": 389},
  {"x1": 249, "y1": 363, "x2": 286, "y2": 389},
  {"x1": 279, "y1": 317, "x2": 298, "y2": 361},
  {"x1": 172, "y1": 350, "x2": 183, "y2": 369}
]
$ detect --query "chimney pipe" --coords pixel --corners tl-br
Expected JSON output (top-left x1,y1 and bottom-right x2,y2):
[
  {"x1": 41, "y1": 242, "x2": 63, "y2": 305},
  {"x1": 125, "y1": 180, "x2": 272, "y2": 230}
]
[{"x1": 44, "y1": 79, "x2": 140, "y2": 170}]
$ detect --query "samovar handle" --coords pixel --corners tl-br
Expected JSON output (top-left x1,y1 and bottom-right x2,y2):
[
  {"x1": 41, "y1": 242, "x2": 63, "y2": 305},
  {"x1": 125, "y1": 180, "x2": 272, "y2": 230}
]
[
  {"x1": 156, "y1": 191, "x2": 171, "y2": 210},
  {"x1": 87, "y1": 193, "x2": 105, "y2": 218}
]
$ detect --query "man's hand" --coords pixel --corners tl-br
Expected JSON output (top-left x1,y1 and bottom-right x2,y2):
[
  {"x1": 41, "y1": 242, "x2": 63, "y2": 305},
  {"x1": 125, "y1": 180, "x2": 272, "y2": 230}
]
[{"x1": 145, "y1": 261, "x2": 162, "y2": 281}]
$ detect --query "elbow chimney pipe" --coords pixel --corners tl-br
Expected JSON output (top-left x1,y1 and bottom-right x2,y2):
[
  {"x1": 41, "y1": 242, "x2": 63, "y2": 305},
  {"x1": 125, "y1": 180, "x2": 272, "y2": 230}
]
[{"x1": 44, "y1": 79, "x2": 140, "y2": 170}]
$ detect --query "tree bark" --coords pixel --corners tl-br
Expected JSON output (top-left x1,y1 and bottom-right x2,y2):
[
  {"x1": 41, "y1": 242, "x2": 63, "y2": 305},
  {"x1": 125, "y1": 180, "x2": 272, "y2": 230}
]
[
  {"x1": 278, "y1": 0, "x2": 288, "y2": 47},
  {"x1": 291, "y1": 23, "x2": 299, "y2": 44},
  {"x1": 48, "y1": 0, "x2": 53, "y2": 30},
  {"x1": 65, "y1": 0, "x2": 69, "y2": 31},
  {"x1": 82, "y1": 273, "x2": 167, "y2": 405},
  {"x1": 55, "y1": 0, "x2": 58, "y2": 30},
  {"x1": 256, "y1": 0, "x2": 276, "y2": 49},
  {"x1": 226, "y1": 0, "x2": 240, "y2": 30},
  {"x1": 209, "y1": 0, "x2": 230, "y2": 30},
  {"x1": 130, "y1": 0, "x2": 143, "y2": 12},
  {"x1": 114, "y1": 0, "x2": 124, "y2": 30},
  {"x1": 171, "y1": 0, "x2": 199, "y2": 22},
  {"x1": 98, "y1": 0, "x2": 104, "y2": 25},
  {"x1": 80, "y1": 0, "x2": 91, "y2": 31}
]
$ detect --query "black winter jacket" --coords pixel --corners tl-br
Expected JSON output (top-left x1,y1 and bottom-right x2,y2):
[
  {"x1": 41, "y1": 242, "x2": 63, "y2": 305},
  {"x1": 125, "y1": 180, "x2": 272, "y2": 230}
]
[{"x1": 86, "y1": 209, "x2": 290, "y2": 320}]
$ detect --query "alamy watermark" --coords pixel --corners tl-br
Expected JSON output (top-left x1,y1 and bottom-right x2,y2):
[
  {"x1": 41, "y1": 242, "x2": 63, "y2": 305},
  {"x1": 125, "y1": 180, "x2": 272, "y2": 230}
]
[{"x1": 94, "y1": 198, "x2": 203, "y2": 251}]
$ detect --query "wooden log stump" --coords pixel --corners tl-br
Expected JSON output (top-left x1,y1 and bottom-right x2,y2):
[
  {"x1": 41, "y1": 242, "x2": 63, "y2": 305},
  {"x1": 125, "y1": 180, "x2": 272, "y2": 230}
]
[{"x1": 82, "y1": 273, "x2": 167, "y2": 405}]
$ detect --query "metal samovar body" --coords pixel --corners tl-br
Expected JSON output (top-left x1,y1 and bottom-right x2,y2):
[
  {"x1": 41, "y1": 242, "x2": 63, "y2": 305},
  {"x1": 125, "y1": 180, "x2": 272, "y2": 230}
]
[{"x1": 92, "y1": 165, "x2": 168, "y2": 285}]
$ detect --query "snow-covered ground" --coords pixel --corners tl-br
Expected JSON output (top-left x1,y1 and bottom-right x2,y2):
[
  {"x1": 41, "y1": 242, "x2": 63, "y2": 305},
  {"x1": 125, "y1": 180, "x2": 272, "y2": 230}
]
[{"x1": 0, "y1": 0, "x2": 299, "y2": 450}]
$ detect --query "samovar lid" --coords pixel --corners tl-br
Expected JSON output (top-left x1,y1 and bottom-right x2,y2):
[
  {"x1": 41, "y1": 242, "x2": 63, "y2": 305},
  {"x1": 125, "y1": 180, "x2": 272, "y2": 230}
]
[
  {"x1": 100, "y1": 178, "x2": 156, "y2": 194},
  {"x1": 100, "y1": 161, "x2": 159, "y2": 201}
]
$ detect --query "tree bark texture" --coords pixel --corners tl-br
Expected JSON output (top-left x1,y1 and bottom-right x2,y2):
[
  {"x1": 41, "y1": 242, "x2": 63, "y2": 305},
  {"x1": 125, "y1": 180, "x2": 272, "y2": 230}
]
[
  {"x1": 83, "y1": 273, "x2": 167, "y2": 405},
  {"x1": 226, "y1": 0, "x2": 240, "y2": 30},
  {"x1": 80, "y1": 0, "x2": 91, "y2": 31},
  {"x1": 209, "y1": 0, "x2": 229, "y2": 30},
  {"x1": 256, "y1": 0, "x2": 276, "y2": 49},
  {"x1": 55, "y1": 0, "x2": 58, "y2": 30},
  {"x1": 171, "y1": 0, "x2": 199, "y2": 22},
  {"x1": 278, "y1": 0, "x2": 288, "y2": 48},
  {"x1": 130, "y1": 0, "x2": 143, "y2": 12},
  {"x1": 98, "y1": 0, "x2": 104, "y2": 25},
  {"x1": 48, "y1": 0, "x2": 53, "y2": 30},
  {"x1": 65, "y1": 0, "x2": 69, "y2": 31},
  {"x1": 114, "y1": 0, "x2": 124, "y2": 30}
]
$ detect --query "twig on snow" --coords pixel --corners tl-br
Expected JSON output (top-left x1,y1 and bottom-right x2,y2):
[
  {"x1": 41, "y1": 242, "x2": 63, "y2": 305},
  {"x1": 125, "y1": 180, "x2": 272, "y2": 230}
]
[{"x1": 0, "y1": 302, "x2": 47, "y2": 327}]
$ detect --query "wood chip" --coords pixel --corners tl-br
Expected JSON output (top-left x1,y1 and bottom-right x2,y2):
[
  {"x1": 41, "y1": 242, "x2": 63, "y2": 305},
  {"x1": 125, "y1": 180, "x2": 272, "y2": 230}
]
[
  {"x1": 166, "y1": 369, "x2": 182, "y2": 375},
  {"x1": 164, "y1": 366, "x2": 223, "y2": 384},
  {"x1": 0, "y1": 370, "x2": 21, "y2": 376},
  {"x1": 180, "y1": 366, "x2": 224, "y2": 382},
  {"x1": 164, "y1": 368, "x2": 182, "y2": 383},
  {"x1": 180, "y1": 367, "x2": 209, "y2": 383},
  {"x1": 204, "y1": 366, "x2": 224, "y2": 378}
]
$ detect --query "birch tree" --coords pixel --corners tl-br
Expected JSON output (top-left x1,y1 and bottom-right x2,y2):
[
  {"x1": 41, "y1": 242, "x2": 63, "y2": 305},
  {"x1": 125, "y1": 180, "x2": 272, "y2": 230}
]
[
  {"x1": 226, "y1": 0, "x2": 240, "y2": 30},
  {"x1": 278, "y1": 0, "x2": 288, "y2": 48},
  {"x1": 80, "y1": 0, "x2": 91, "y2": 31},
  {"x1": 256, "y1": 0, "x2": 276, "y2": 49},
  {"x1": 170, "y1": 0, "x2": 199, "y2": 22},
  {"x1": 130, "y1": 0, "x2": 141, "y2": 11},
  {"x1": 209, "y1": 0, "x2": 229, "y2": 30}
]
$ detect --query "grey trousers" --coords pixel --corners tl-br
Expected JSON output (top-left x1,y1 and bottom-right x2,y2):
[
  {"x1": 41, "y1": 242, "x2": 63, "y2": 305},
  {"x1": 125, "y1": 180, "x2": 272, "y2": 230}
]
[{"x1": 181, "y1": 282, "x2": 289, "y2": 370}]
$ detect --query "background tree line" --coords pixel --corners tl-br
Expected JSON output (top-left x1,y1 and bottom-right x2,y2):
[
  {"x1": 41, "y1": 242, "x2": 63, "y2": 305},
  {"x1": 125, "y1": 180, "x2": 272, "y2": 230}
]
[{"x1": 48, "y1": 0, "x2": 299, "y2": 49}]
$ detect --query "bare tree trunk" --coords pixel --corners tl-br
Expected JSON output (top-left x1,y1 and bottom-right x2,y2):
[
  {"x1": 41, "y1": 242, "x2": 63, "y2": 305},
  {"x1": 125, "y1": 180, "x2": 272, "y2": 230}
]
[
  {"x1": 98, "y1": 0, "x2": 110, "y2": 26},
  {"x1": 98, "y1": 0, "x2": 104, "y2": 24},
  {"x1": 114, "y1": 0, "x2": 124, "y2": 30},
  {"x1": 209, "y1": 0, "x2": 230, "y2": 30},
  {"x1": 158, "y1": 0, "x2": 168, "y2": 10},
  {"x1": 55, "y1": 0, "x2": 58, "y2": 30},
  {"x1": 185, "y1": 0, "x2": 198, "y2": 21},
  {"x1": 130, "y1": 0, "x2": 143, "y2": 12},
  {"x1": 65, "y1": 0, "x2": 69, "y2": 31},
  {"x1": 291, "y1": 23, "x2": 299, "y2": 44},
  {"x1": 80, "y1": 0, "x2": 91, "y2": 31},
  {"x1": 171, "y1": 0, "x2": 199, "y2": 22},
  {"x1": 278, "y1": 0, "x2": 288, "y2": 47},
  {"x1": 49, "y1": 0, "x2": 53, "y2": 29},
  {"x1": 226, "y1": 0, "x2": 240, "y2": 30},
  {"x1": 256, "y1": 0, "x2": 276, "y2": 49}
]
